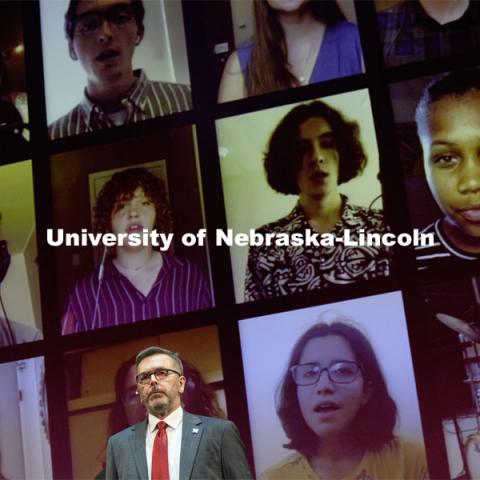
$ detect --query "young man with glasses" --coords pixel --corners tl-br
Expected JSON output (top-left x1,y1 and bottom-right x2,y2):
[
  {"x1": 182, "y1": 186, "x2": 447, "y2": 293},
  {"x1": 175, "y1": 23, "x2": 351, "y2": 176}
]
[
  {"x1": 49, "y1": 0, "x2": 191, "y2": 140},
  {"x1": 105, "y1": 346, "x2": 253, "y2": 480}
]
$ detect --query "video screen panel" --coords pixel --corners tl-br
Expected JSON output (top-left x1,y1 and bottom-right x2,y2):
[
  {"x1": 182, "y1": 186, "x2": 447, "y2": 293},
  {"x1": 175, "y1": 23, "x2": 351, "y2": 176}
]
[
  {"x1": 63, "y1": 325, "x2": 224, "y2": 479},
  {"x1": 0, "y1": 357, "x2": 52, "y2": 480},
  {"x1": 217, "y1": 88, "x2": 390, "y2": 303},
  {"x1": 375, "y1": 0, "x2": 480, "y2": 67},
  {"x1": 212, "y1": 0, "x2": 363, "y2": 102},
  {"x1": 0, "y1": 160, "x2": 42, "y2": 348},
  {"x1": 40, "y1": 0, "x2": 192, "y2": 140},
  {"x1": 50, "y1": 126, "x2": 213, "y2": 335},
  {"x1": 0, "y1": 1, "x2": 29, "y2": 160},
  {"x1": 389, "y1": 68, "x2": 480, "y2": 278},
  {"x1": 239, "y1": 291, "x2": 426, "y2": 478},
  {"x1": 420, "y1": 275, "x2": 480, "y2": 478}
]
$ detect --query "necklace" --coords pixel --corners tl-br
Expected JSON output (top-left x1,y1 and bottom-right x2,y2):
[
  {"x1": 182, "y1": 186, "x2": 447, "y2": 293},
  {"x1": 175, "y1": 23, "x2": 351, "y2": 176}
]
[
  {"x1": 296, "y1": 40, "x2": 314, "y2": 85},
  {"x1": 290, "y1": 23, "x2": 325, "y2": 85},
  {"x1": 114, "y1": 256, "x2": 152, "y2": 272}
]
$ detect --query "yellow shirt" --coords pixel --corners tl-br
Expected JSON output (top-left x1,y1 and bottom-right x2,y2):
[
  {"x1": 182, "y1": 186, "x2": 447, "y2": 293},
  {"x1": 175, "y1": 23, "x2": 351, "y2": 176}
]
[{"x1": 260, "y1": 438, "x2": 427, "y2": 479}]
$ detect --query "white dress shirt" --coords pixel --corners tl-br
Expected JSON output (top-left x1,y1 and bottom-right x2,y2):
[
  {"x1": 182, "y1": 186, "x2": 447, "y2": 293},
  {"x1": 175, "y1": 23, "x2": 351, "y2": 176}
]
[{"x1": 146, "y1": 406, "x2": 183, "y2": 480}]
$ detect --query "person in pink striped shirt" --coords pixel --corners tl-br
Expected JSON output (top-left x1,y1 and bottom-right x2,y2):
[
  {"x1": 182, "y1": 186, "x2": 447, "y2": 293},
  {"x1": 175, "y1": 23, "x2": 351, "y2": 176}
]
[{"x1": 61, "y1": 168, "x2": 212, "y2": 334}]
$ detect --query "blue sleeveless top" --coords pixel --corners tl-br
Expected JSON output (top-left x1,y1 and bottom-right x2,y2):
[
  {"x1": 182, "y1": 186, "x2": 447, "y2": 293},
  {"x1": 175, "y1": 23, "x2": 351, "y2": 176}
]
[{"x1": 237, "y1": 21, "x2": 363, "y2": 83}]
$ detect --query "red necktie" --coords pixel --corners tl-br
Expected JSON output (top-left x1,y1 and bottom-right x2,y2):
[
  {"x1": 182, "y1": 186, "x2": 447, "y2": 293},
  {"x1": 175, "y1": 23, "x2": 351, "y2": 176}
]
[{"x1": 152, "y1": 421, "x2": 169, "y2": 480}]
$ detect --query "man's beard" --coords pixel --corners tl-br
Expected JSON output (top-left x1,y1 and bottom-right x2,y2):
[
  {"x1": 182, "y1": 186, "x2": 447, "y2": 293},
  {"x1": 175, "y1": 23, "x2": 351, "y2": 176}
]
[{"x1": 149, "y1": 394, "x2": 170, "y2": 417}]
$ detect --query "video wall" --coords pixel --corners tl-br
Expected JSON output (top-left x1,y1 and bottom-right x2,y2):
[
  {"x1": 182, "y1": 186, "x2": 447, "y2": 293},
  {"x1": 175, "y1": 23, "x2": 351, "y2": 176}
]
[{"x1": 1, "y1": 0, "x2": 480, "y2": 478}]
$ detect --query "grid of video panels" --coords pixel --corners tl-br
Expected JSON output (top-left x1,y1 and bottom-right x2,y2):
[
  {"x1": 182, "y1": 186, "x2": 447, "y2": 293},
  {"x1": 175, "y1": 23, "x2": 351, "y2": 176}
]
[{"x1": 1, "y1": 0, "x2": 480, "y2": 478}]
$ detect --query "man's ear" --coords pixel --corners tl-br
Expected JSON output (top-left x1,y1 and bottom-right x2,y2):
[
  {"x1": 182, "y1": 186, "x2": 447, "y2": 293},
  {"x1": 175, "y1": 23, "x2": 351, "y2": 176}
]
[
  {"x1": 178, "y1": 375, "x2": 186, "y2": 395},
  {"x1": 135, "y1": 27, "x2": 145, "y2": 46},
  {"x1": 68, "y1": 40, "x2": 78, "y2": 61}
]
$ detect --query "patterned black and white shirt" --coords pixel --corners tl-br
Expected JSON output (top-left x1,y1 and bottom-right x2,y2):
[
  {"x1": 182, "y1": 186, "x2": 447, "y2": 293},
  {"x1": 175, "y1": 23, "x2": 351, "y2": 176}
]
[
  {"x1": 244, "y1": 200, "x2": 391, "y2": 302},
  {"x1": 415, "y1": 219, "x2": 480, "y2": 273},
  {"x1": 48, "y1": 69, "x2": 191, "y2": 140}
]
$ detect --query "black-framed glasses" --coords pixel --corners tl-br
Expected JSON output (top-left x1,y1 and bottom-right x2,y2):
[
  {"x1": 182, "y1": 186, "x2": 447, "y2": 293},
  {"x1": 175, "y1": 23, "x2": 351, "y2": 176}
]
[
  {"x1": 74, "y1": 4, "x2": 136, "y2": 36},
  {"x1": 136, "y1": 367, "x2": 182, "y2": 385},
  {"x1": 290, "y1": 361, "x2": 362, "y2": 386}
]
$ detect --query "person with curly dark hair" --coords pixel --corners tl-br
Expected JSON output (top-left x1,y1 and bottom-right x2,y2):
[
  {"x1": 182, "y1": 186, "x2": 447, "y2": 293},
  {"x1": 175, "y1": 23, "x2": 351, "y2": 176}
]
[
  {"x1": 261, "y1": 321, "x2": 427, "y2": 479},
  {"x1": 62, "y1": 168, "x2": 212, "y2": 334},
  {"x1": 244, "y1": 101, "x2": 391, "y2": 301}
]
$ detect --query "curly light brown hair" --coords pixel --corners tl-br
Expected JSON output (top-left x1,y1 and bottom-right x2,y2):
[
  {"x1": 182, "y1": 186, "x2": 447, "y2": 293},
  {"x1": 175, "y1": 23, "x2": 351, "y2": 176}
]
[{"x1": 93, "y1": 168, "x2": 171, "y2": 234}]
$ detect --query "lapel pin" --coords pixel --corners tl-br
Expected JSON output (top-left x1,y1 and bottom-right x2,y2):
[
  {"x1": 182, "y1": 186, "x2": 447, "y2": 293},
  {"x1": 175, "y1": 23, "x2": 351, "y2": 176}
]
[{"x1": 192, "y1": 428, "x2": 199, "y2": 434}]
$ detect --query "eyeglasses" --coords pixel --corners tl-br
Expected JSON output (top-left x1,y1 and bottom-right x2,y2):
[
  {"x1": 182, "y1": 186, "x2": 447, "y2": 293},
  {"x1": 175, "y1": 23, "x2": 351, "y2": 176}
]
[
  {"x1": 136, "y1": 367, "x2": 182, "y2": 385},
  {"x1": 290, "y1": 361, "x2": 362, "y2": 386},
  {"x1": 74, "y1": 4, "x2": 136, "y2": 37}
]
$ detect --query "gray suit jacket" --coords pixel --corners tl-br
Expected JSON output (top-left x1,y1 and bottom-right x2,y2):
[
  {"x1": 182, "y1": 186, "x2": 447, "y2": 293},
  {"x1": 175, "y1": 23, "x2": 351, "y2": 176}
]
[{"x1": 106, "y1": 411, "x2": 253, "y2": 480}]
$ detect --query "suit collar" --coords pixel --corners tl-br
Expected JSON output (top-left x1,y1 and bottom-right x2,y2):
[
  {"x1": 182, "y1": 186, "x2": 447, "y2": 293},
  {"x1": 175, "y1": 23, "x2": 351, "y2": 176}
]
[
  {"x1": 180, "y1": 412, "x2": 203, "y2": 480},
  {"x1": 129, "y1": 419, "x2": 149, "y2": 479}
]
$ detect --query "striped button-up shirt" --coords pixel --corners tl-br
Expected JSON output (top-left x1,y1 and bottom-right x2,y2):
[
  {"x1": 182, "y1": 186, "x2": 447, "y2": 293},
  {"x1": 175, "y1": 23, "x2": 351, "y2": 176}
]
[
  {"x1": 49, "y1": 69, "x2": 191, "y2": 140},
  {"x1": 61, "y1": 254, "x2": 212, "y2": 334}
]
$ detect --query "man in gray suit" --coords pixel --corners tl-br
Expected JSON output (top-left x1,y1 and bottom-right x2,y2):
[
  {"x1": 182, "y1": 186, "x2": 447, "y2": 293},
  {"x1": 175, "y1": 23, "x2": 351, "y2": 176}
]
[{"x1": 106, "y1": 346, "x2": 253, "y2": 479}]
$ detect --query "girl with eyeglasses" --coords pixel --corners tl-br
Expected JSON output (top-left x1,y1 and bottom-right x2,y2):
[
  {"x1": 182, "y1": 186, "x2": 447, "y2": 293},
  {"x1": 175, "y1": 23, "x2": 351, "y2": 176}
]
[{"x1": 261, "y1": 321, "x2": 427, "y2": 479}]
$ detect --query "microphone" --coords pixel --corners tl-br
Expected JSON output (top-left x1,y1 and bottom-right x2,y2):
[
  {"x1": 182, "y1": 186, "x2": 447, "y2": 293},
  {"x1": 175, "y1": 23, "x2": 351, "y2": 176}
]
[{"x1": 91, "y1": 246, "x2": 108, "y2": 330}]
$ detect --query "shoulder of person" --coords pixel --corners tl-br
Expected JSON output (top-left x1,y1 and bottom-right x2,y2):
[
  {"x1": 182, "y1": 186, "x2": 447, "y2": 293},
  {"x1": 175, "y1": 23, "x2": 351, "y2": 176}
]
[
  {"x1": 109, "y1": 419, "x2": 145, "y2": 445},
  {"x1": 345, "y1": 203, "x2": 385, "y2": 224},
  {"x1": 149, "y1": 80, "x2": 192, "y2": 105},
  {"x1": 259, "y1": 452, "x2": 310, "y2": 480},
  {"x1": 185, "y1": 411, "x2": 232, "y2": 429},
  {"x1": 10, "y1": 319, "x2": 42, "y2": 343},
  {"x1": 376, "y1": 1, "x2": 411, "y2": 33},
  {"x1": 163, "y1": 253, "x2": 202, "y2": 273},
  {"x1": 255, "y1": 209, "x2": 301, "y2": 235},
  {"x1": 370, "y1": 436, "x2": 427, "y2": 471},
  {"x1": 327, "y1": 20, "x2": 360, "y2": 38},
  {"x1": 69, "y1": 264, "x2": 105, "y2": 293},
  {"x1": 151, "y1": 80, "x2": 191, "y2": 92},
  {"x1": 420, "y1": 221, "x2": 436, "y2": 233},
  {"x1": 377, "y1": 1, "x2": 410, "y2": 21},
  {"x1": 223, "y1": 50, "x2": 244, "y2": 75},
  {"x1": 48, "y1": 103, "x2": 83, "y2": 140}
]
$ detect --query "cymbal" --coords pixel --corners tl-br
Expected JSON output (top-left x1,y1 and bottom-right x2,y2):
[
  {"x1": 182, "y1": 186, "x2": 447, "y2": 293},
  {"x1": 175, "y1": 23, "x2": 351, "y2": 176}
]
[{"x1": 436, "y1": 313, "x2": 480, "y2": 342}]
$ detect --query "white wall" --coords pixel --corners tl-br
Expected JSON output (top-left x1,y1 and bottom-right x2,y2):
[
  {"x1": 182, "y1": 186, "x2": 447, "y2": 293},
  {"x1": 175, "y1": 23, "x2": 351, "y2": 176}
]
[
  {"x1": 216, "y1": 89, "x2": 382, "y2": 302},
  {"x1": 40, "y1": 0, "x2": 190, "y2": 123},
  {"x1": 16, "y1": 358, "x2": 53, "y2": 480},
  {"x1": 239, "y1": 291, "x2": 425, "y2": 477},
  {"x1": 0, "y1": 362, "x2": 25, "y2": 479}
]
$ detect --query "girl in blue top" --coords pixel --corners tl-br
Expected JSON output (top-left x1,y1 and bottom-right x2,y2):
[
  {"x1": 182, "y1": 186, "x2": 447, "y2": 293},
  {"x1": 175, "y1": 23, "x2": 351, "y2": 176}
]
[{"x1": 218, "y1": 0, "x2": 363, "y2": 102}]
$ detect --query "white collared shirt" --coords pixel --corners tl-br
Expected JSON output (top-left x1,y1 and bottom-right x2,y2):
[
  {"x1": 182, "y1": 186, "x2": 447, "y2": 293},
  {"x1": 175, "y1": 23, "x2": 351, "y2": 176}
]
[{"x1": 146, "y1": 406, "x2": 183, "y2": 480}]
